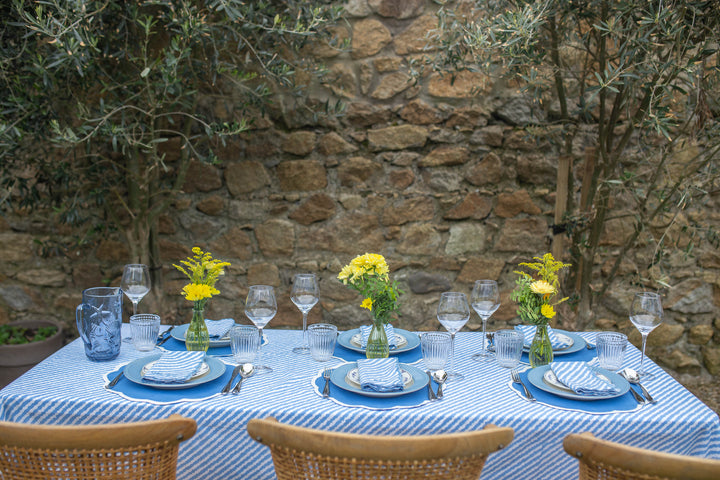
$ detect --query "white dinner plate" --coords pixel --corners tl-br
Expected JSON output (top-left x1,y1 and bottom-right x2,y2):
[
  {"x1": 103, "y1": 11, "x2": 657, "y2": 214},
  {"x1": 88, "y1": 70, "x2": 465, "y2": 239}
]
[
  {"x1": 336, "y1": 328, "x2": 420, "y2": 355},
  {"x1": 124, "y1": 353, "x2": 226, "y2": 390},
  {"x1": 170, "y1": 323, "x2": 235, "y2": 347},
  {"x1": 527, "y1": 365, "x2": 629, "y2": 401},
  {"x1": 329, "y1": 362, "x2": 427, "y2": 398}
]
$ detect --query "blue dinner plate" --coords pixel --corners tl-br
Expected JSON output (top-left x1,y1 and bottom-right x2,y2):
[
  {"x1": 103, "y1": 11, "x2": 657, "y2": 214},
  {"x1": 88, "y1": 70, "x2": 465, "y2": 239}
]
[
  {"x1": 124, "y1": 353, "x2": 226, "y2": 390},
  {"x1": 493, "y1": 329, "x2": 586, "y2": 355},
  {"x1": 527, "y1": 364, "x2": 629, "y2": 401},
  {"x1": 329, "y1": 362, "x2": 428, "y2": 398},
  {"x1": 170, "y1": 323, "x2": 236, "y2": 347},
  {"x1": 336, "y1": 328, "x2": 420, "y2": 355}
]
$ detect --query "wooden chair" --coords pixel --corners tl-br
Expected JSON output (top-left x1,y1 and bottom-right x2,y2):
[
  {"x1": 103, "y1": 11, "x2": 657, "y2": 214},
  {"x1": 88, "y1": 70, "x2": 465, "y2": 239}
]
[
  {"x1": 247, "y1": 416, "x2": 514, "y2": 480},
  {"x1": 0, "y1": 414, "x2": 196, "y2": 480},
  {"x1": 563, "y1": 432, "x2": 720, "y2": 480}
]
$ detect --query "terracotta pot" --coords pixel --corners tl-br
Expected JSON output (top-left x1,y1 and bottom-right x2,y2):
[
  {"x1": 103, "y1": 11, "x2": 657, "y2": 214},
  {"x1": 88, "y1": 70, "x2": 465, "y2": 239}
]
[{"x1": 0, "y1": 319, "x2": 64, "y2": 389}]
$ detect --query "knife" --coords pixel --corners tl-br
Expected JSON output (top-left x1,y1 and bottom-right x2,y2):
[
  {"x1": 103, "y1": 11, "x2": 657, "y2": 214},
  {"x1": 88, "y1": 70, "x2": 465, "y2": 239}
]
[
  {"x1": 425, "y1": 371, "x2": 437, "y2": 401},
  {"x1": 106, "y1": 371, "x2": 124, "y2": 389},
  {"x1": 157, "y1": 328, "x2": 174, "y2": 346},
  {"x1": 221, "y1": 365, "x2": 242, "y2": 395}
]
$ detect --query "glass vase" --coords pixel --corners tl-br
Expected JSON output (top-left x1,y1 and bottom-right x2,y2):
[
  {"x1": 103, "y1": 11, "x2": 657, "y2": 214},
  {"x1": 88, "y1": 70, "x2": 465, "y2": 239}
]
[
  {"x1": 185, "y1": 303, "x2": 209, "y2": 352},
  {"x1": 366, "y1": 317, "x2": 389, "y2": 359},
  {"x1": 529, "y1": 324, "x2": 553, "y2": 367}
]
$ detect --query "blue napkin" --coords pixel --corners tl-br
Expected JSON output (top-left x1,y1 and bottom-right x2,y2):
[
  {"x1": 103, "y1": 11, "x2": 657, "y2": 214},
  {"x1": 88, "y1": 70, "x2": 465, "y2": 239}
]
[
  {"x1": 204, "y1": 318, "x2": 235, "y2": 338},
  {"x1": 142, "y1": 351, "x2": 205, "y2": 384},
  {"x1": 359, "y1": 324, "x2": 397, "y2": 349},
  {"x1": 515, "y1": 325, "x2": 572, "y2": 349},
  {"x1": 550, "y1": 361, "x2": 620, "y2": 396},
  {"x1": 356, "y1": 358, "x2": 404, "y2": 392}
]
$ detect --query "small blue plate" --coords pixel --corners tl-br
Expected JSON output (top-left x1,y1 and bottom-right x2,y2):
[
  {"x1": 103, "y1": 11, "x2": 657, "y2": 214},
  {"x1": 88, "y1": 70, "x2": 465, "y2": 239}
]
[
  {"x1": 124, "y1": 353, "x2": 226, "y2": 390},
  {"x1": 336, "y1": 328, "x2": 420, "y2": 355},
  {"x1": 527, "y1": 364, "x2": 629, "y2": 401},
  {"x1": 329, "y1": 362, "x2": 428, "y2": 398},
  {"x1": 170, "y1": 323, "x2": 236, "y2": 347}
]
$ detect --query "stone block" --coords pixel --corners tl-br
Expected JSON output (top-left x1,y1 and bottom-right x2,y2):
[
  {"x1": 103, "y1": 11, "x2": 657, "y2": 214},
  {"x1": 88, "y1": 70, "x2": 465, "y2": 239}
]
[
  {"x1": 396, "y1": 223, "x2": 442, "y2": 255},
  {"x1": 688, "y1": 324, "x2": 715, "y2": 345},
  {"x1": 371, "y1": 72, "x2": 412, "y2": 100},
  {"x1": 465, "y1": 152, "x2": 507, "y2": 186},
  {"x1": 282, "y1": 131, "x2": 317, "y2": 156},
  {"x1": 407, "y1": 271, "x2": 451, "y2": 294},
  {"x1": 247, "y1": 263, "x2": 280, "y2": 287},
  {"x1": 445, "y1": 223, "x2": 487, "y2": 256},
  {"x1": 665, "y1": 279, "x2": 716, "y2": 314},
  {"x1": 196, "y1": 195, "x2": 225, "y2": 216},
  {"x1": 495, "y1": 217, "x2": 548, "y2": 253},
  {"x1": 210, "y1": 226, "x2": 253, "y2": 261},
  {"x1": 225, "y1": 161, "x2": 270, "y2": 196},
  {"x1": 255, "y1": 219, "x2": 295, "y2": 257},
  {"x1": 351, "y1": 19, "x2": 392, "y2": 58},
  {"x1": 0, "y1": 233, "x2": 33, "y2": 262},
  {"x1": 369, "y1": 0, "x2": 425, "y2": 19},
  {"x1": 182, "y1": 160, "x2": 222, "y2": 193},
  {"x1": 494, "y1": 190, "x2": 542, "y2": 218},
  {"x1": 344, "y1": 102, "x2": 394, "y2": 127},
  {"x1": 277, "y1": 160, "x2": 327, "y2": 191},
  {"x1": 443, "y1": 192, "x2": 493, "y2": 220},
  {"x1": 337, "y1": 157, "x2": 382, "y2": 187},
  {"x1": 318, "y1": 132, "x2": 357, "y2": 155},
  {"x1": 381, "y1": 197, "x2": 435, "y2": 226},
  {"x1": 288, "y1": 194, "x2": 336, "y2": 225},
  {"x1": 368, "y1": 125, "x2": 427, "y2": 151},
  {"x1": 428, "y1": 71, "x2": 491, "y2": 98},
  {"x1": 394, "y1": 14, "x2": 438, "y2": 54},
  {"x1": 96, "y1": 239, "x2": 129, "y2": 263},
  {"x1": 418, "y1": 146, "x2": 469, "y2": 167},
  {"x1": 703, "y1": 346, "x2": 720, "y2": 375},
  {"x1": 470, "y1": 125, "x2": 505, "y2": 147},
  {"x1": 457, "y1": 258, "x2": 506, "y2": 283},
  {"x1": 388, "y1": 168, "x2": 415, "y2": 190}
]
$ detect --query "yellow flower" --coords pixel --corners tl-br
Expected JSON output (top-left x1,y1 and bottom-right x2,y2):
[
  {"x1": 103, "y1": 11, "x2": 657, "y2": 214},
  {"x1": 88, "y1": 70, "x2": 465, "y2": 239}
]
[
  {"x1": 182, "y1": 283, "x2": 213, "y2": 302},
  {"x1": 360, "y1": 298, "x2": 373, "y2": 310},
  {"x1": 530, "y1": 280, "x2": 555, "y2": 296},
  {"x1": 351, "y1": 253, "x2": 389, "y2": 277},
  {"x1": 541, "y1": 304, "x2": 556, "y2": 319}
]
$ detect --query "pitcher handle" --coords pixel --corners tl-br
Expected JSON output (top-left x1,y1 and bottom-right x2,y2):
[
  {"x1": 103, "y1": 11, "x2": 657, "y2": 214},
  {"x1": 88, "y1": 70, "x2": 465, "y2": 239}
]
[{"x1": 76, "y1": 304, "x2": 90, "y2": 344}]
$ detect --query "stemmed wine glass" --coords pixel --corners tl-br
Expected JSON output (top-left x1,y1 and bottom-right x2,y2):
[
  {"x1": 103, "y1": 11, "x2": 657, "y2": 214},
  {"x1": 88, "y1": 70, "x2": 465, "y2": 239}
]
[
  {"x1": 470, "y1": 279, "x2": 500, "y2": 362},
  {"x1": 291, "y1": 274, "x2": 319, "y2": 354},
  {"x1": 629, "y1": 291, "x2": 663, "y2": 380},
  {"x1": 121, "y1": 264, "x2": 151, "y2": 316},
  {"x1": 245, "y1": 285, "x2": 277, "y2": 375},
  {"x1": 436, "y1": 292, "x2": 471, "y2": 382}
]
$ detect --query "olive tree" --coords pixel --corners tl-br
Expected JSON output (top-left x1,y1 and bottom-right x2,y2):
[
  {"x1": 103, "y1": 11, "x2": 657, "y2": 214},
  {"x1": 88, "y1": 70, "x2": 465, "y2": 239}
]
[
  {"x1": 429, "y1": 0, "x2": 720, "y2": 327},
  {"x1": 0, "y1": 0, "x2": 341, "y2": 296}
]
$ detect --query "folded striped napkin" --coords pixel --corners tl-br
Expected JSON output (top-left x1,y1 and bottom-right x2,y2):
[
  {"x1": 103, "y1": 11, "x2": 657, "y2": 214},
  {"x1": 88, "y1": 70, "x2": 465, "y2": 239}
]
[
  {"x1": 142, "y1": 351, "x2": 206, "y2": 384},
  {"x1": 550, "y1": 361, "x2": 620, "y2": 396},
  {"x1": 356, "y1": 358, "x2": 404, "y2": 392},
  {"x1": 205, "y1": 318, "x2": 235, "y2": 338},
  {"x1": 359, "y1": 324, "x2": 397, "y2": 349},
  {"x1": 515, "y1": 325, "x2": 572, "y2": 350}
]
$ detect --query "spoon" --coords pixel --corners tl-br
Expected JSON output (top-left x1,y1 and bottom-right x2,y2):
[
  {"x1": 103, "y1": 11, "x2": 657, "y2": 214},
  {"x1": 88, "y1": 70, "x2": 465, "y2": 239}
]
[
  {"x1": 231, "y1": 363, "x2": 255, "y2": 395},
  {"x1": 621, "y1": 368, "x2": 656, "y2": 404},
  {"x1": 432, "y1": 370, "x2": 448, "y2": 399},
  {"x1": 221, "y1": 365, "x2": 242, "y2": 395}
]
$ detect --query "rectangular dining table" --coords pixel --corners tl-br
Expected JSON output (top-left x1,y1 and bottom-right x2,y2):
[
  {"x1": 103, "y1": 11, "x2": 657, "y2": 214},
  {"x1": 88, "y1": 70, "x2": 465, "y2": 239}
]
[{"x1": 1, "y1": 325, "x2": 718, "y2": 479}]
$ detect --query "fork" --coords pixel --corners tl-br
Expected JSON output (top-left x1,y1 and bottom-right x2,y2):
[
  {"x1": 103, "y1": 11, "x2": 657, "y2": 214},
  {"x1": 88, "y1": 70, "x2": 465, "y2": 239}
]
[
  {"x1": 322, "y1": 368, "x2": 331, "y2": 398},
  {"x1": 511, "y1": 369, "x2": 536, "y2": 402}
]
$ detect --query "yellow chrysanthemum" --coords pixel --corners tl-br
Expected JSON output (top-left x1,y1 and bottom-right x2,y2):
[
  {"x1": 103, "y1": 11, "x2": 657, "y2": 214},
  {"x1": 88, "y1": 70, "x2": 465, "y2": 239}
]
[
  {"x1": 182, "y1": 283, "x2": 213, "y2": 302},
  {"x1": 360, "y1": 298, "x2": 373, "y2": 310},
  {"x1": 350, "y1": 253, "x2": 389, "y2": 277},
  {"x1": 541, "y1": 304, "x2": 556, "y2": 319},
  {"x1": 530, "y1": 280, "x2": 555, "y2": 296}
]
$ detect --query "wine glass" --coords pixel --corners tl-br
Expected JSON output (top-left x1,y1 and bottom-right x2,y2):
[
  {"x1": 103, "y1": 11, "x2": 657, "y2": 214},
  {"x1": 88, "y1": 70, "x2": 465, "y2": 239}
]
[
  {"x1": 121, "y1": 264, "x2": 151, "y2": 316},
  {"x1": 245, "y1": 285, "x2": 277, "y2": 375},
  {"x1": 629, "y1": 291, "x2": 663, "y2": 380},
  {"x1": 470, "y1": 279, "x2": 500, "y2": 362},
  {"x1": 291, "y1": 274, "x2": 319, "y2": 354},
  {"x1": 436, "y1": 291, "x2": 470, "y2": 382}
]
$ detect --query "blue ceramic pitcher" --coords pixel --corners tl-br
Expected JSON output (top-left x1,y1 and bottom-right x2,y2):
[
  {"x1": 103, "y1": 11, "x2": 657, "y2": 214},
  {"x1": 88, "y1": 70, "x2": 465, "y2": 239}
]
[{"x1": 75, "y1": 287, "x2": 123, "y2": 361}]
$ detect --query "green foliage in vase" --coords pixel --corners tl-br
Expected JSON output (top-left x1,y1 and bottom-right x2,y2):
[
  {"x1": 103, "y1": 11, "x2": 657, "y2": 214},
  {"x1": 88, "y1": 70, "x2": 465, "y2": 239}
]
[
  {"x1": 428, "y1": 0, "x2": 720, "y2": 327},
  {"x1": 511, "y1": 253, "x2": 571, "y2": 326}
]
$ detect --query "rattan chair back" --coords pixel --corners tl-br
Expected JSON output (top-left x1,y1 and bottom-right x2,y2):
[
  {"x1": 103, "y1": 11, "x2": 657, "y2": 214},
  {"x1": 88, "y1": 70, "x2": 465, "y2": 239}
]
[
  {"x1": 0, "y1": 414, "x2": 196, "y2": 480},
  {"x1": 564, "y1": 432, "x2": 720, "y2": 480},
  {"x1": 247, "y1": 416, "x2": 514, "y2": 480}
]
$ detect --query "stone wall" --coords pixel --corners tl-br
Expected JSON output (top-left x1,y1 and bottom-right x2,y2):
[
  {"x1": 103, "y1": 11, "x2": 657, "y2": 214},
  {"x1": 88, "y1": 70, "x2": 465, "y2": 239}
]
[{"x1": 1, "y1": 0, "x2": 719, "y2": 378}]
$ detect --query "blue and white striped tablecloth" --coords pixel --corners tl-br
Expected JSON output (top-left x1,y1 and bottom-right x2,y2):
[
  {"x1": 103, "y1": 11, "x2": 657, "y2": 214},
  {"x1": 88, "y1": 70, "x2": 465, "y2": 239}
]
[{"x1": 1, "y1": 326, "x2": 718, "y2": 480}]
